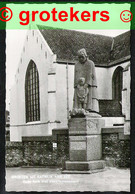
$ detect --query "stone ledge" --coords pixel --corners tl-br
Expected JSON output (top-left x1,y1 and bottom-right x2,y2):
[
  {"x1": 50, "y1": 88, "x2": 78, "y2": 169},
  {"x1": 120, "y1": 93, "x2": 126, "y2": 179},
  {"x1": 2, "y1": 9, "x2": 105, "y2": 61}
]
[
  {"x1": 102, "y1": 127, "x2": 130, "y2": 140},
  {"x1": 52, "y1": 128, "x2": 68, "y2": 141},
  {"x1": 65, "y1": 160, "x2": 105, "y2": 171},
  {"x1": 52, "y1": 128, "x2": 68, "y2": 134},
  {"x1": 62, "y1": 169, "x2": 105, "y2": 174},
  {"x1": 22, "y1": 136, "x2": 52, "y2": 142},
  {"x1": 102, "y1": 127, "x2": 124, "y2": 134}
]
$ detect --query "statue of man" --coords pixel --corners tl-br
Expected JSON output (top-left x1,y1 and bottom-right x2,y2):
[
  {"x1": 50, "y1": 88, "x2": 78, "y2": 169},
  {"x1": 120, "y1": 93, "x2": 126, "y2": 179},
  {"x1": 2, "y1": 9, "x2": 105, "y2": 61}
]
[{"x1": 73, "y1": 48, "x2": 99, "y2": 113}]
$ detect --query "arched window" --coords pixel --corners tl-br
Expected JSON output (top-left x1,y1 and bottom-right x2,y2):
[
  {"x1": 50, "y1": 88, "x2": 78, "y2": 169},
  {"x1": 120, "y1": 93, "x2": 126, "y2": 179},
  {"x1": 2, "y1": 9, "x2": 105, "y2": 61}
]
[
  {"x1": 112, "y1": 66, "x2": 123, "y2": 101},
  {"x1": 25, "y1": 60, "x2": 40, "y2": 122}
]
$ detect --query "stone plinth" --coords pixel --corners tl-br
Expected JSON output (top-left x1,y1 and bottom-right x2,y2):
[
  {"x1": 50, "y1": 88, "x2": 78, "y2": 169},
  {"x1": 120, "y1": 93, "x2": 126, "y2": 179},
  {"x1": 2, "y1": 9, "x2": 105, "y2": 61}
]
[
  {"x1": 63, "y1": 112, "x2": 105, "y2": 174},
  {"x1": 69, "y1": 135, "x2": 102, "y2": 161}
]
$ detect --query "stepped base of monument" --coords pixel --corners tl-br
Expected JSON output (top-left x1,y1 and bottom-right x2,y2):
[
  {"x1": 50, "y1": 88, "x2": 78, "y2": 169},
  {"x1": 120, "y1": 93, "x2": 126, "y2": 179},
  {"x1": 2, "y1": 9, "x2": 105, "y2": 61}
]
[
  {"x1": 62, "y1": 160, "x2": 105, "y2": 174},
  {"x1": 62, "y1": 169, "x2": 105, "y2": 174}
]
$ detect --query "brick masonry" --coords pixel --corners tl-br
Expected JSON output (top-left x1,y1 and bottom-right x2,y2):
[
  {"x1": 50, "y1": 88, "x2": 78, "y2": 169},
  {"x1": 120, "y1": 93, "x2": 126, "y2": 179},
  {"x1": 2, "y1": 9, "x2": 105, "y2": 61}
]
[
  {"x1": 6, "y1": 128, "x2": 130, "y2": 168},
  {"x1": 23, "y1": 141, "x2": 55, "y2": 166},
  {"x1": 6, "y1": 133, "x2": 69, "y2": 168},
  {"x1": 99, "y1": 100, "x2": 122, "y2": 117},
  {"x1": 6, "y1": 142, "x2": 23, "y2": 167},
  {"x1": 102, "y1": 128, "x2": 130, "y2": 168}
]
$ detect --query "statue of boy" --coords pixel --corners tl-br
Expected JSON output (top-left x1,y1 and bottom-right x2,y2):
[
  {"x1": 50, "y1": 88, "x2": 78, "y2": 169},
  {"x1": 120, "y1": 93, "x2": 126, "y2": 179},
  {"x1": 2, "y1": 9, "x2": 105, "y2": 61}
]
[
  {"x1": 76, "y1": 77, "x2": 88, "y2": 109},
  {"x1": 73, "y1": 48, "x2": 99, "y2": 112}
]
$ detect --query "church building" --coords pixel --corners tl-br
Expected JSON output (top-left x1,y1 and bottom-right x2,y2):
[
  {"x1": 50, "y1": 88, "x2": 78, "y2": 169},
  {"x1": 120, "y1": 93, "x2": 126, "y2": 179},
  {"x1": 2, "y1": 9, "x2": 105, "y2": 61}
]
[{"x1": 10, "y1": 24, "x2": 130, "y2": 142}]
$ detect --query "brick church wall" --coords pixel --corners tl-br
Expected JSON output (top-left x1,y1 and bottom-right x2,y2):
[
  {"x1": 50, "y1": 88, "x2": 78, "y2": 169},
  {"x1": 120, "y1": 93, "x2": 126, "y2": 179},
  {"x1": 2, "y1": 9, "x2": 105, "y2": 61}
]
[
  {"x1": 6, "y1": 131, "x2": 69, "y2": 168},
  {"x1": 6, "y1": 128, "x2": 129, "y2": 168}
]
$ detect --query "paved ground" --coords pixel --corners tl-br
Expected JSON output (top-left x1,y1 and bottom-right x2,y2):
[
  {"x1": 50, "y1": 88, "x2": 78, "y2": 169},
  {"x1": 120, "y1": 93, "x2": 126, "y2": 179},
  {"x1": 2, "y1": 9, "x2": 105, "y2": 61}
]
[{"x1": 6, "y1": 167, "x2": 130, "y2": 192}]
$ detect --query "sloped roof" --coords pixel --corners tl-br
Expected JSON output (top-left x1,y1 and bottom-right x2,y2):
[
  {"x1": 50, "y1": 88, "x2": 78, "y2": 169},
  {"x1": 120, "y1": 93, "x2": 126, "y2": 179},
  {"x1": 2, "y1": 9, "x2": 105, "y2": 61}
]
[
  {"x1": 110, "y1": 31, "x2": 130, "y2": 62},
  {"x1": 38, "y1": 26, "x2": 130, "y2": 66}
]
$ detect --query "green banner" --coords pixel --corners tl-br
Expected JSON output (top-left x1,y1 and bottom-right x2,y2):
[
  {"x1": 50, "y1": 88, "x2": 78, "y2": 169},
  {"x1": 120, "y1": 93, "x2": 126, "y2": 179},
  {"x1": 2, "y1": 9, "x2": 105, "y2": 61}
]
[{"x1": 0, "y1": 2, "x2": 132, "y2": 29}]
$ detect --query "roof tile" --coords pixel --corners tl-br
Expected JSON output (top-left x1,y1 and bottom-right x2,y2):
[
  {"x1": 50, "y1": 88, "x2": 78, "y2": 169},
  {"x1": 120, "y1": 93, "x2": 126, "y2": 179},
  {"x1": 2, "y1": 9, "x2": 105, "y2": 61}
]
[{"x1": 38, "y1": 25, "x2": 130, "y2": 66}]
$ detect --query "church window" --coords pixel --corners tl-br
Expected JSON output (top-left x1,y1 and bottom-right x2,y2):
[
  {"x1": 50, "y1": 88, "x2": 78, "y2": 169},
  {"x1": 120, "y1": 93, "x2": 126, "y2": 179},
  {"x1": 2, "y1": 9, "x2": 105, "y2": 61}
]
[
  {"x1": 112, "y1": 66, "x2": 123, "y2": 101},
  {"x1": 25, "y1": 60, "x2": 40, "y2": 122}
]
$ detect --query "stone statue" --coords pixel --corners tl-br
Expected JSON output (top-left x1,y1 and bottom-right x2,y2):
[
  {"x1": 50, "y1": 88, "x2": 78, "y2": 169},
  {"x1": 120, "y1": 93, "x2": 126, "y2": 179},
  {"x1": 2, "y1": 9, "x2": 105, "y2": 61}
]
[
  {"x1": 73, "y1": 48, "x2": 99, "y2": 113},
  {"x1": 65, "y1": 49, "x2": 105, "y2": 174}
]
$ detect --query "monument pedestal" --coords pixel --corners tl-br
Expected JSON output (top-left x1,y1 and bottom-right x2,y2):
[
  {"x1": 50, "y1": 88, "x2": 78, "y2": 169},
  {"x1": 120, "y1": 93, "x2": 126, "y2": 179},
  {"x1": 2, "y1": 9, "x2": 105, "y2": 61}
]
[{"x1": 62, "y1": 112, "x2": 105, "y2": 174}]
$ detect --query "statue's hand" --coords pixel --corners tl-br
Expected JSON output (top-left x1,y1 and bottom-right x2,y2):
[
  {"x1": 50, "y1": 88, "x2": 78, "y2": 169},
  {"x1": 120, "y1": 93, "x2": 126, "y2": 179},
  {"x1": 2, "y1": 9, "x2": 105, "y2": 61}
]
[{"x1": 79, "y1": 97, "x2": 85, "y2": 102}]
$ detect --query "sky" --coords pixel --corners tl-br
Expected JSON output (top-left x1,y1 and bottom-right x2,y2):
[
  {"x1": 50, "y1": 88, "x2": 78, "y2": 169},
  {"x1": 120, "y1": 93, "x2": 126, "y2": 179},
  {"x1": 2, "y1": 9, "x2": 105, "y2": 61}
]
[{"x1": 6, "y1": 29, "x2": 129, "y2": 111}]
